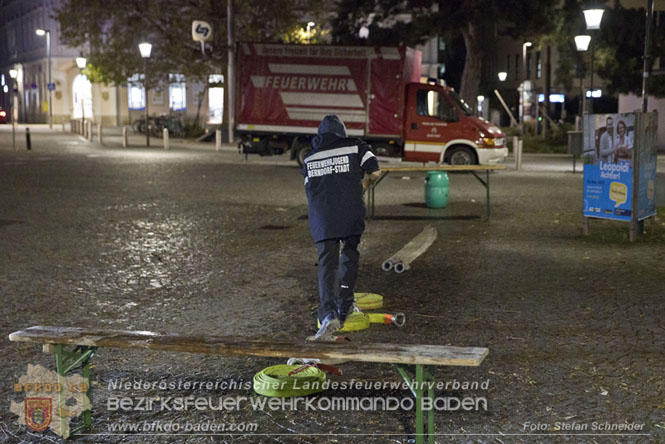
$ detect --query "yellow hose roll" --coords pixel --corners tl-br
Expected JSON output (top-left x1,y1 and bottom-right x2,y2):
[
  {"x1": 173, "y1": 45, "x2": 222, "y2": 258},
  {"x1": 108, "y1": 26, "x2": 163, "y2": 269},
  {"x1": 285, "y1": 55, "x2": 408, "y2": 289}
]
[
  {"x1": 354, "y1": 293, "x2": 383, "y2": 310},
  {"x1": 253, "y1": 365, "x2": 326, "y2": 397}
]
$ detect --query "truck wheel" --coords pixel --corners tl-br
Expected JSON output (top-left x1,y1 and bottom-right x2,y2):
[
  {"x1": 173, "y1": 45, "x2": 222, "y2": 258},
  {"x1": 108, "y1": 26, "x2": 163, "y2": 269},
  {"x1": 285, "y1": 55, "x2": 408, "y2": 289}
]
[
  {"x1": 446, "y1": 146, "x2": 477, "y2": 165},
  {"x1": 372, "y1": 143, "x2": 400, "y2": 157},
  {"x1": 296, "y1": 145, "x2": 311, "y2": 167}
]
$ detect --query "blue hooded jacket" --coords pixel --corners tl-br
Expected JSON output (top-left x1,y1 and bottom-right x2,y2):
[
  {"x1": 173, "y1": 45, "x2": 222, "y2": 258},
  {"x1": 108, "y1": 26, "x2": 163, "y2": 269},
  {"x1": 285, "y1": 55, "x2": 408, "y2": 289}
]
[{"x1": 301, "y1": 115, "x2": 380, "y2": 242}]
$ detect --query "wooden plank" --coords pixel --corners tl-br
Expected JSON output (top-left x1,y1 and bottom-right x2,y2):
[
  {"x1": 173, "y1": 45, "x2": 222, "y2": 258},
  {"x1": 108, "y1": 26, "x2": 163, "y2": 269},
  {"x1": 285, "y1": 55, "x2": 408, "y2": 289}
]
[
  {"x1": 9, "y1": 326, "x2": 488, "y2": 367},
  {"x1": 381, "y1": 165, "x2": 506, "y2": 172}
]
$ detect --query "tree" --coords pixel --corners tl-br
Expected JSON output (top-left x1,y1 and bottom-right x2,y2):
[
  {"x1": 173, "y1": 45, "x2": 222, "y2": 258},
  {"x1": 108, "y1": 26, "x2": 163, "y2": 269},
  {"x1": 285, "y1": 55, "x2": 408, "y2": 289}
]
[
  {"x1": 55, "y1": 0, "x2": 332, "y2": 84},
  {"x1": 596, "y1": 3, "x2": 665, "y2": 98},
  {"x1": 331, "y1": 0, "x2": 557, "y2": 106},
  {"x1": 54, "y1": 0, "x2": 333, "y2": 122}
]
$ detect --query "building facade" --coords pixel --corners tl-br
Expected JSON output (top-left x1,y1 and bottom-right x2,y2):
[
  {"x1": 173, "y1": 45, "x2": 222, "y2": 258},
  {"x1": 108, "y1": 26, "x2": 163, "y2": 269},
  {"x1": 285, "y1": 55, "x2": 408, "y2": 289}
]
[{"x1": 0, "y1": 0, "x2": 222, "y2": 127}]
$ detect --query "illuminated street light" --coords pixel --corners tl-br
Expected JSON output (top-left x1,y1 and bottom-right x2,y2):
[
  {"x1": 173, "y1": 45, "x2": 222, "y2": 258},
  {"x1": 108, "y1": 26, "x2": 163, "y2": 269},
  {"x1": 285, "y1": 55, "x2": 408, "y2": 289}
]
[
  {"x1": 75, "y1": 57, "x2": 86, "y2": 134},
  {"x1": 138, "y1": 42, "x2": 152, "y2": 59},
  {"x1": 139, "y1": 42, "x2": 152, "y2": 147},
  {"x1": 583, "y1": 9, "x2": 604, "y2": 30},
  {"x1": 575, "y1": 35, "x2": 591, "y2": 121},
  {"x1": 497, "y1": 72, "x2": 507, "y2": 82},
  {"x1": 306, "y1": 22, "x2": 315, "y2": 43},
  {"x1": 36, "y1": 28, "x2": 52, "y2": 128},
  {"x1": 574, "y1": 35, "x2": 591, "y2": 52},
  {"x1": 583, "y1": 8, "x2": 604, "y2": 113},
  {"x1": 9, "y1": 68, "x2": 18, "y2": 150},
  {"x1": 521, "y1": 41, "x2": 532, "y2": 133}
]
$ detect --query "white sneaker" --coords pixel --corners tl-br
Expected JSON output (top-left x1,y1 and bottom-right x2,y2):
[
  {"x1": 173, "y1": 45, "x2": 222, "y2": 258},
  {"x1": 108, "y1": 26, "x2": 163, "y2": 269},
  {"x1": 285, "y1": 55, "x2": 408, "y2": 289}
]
[{"x1": 307, "y1": 317, "x2": 341, "y2": 342}]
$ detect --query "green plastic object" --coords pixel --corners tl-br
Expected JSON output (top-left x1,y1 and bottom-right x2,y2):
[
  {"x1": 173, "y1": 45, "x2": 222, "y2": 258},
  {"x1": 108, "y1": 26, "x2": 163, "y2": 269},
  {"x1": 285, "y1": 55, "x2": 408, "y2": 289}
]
[{"x1": 424, "y1": 171, "x2": 449, "y2": 209}]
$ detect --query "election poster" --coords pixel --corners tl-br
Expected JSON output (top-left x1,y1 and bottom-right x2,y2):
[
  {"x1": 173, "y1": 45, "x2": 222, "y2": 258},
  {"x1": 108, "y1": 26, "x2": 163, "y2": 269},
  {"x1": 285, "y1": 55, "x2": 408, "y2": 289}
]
[
  {"x1": 636, "y1": 112, "x2": 657, "y2": 221},
  {"x1": 583, "y1": 112, "x2": 657, "y2": 224},
  {"x1": 583, "y1": 113, "x2": 635, "y2": 221}
]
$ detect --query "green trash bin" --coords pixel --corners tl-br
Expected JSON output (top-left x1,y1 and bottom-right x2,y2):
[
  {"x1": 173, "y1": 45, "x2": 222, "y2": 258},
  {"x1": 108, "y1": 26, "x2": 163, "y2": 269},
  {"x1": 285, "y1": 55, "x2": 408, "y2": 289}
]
[{"x1": 424, "y1": 171, "x2": 449, "y2": 209}]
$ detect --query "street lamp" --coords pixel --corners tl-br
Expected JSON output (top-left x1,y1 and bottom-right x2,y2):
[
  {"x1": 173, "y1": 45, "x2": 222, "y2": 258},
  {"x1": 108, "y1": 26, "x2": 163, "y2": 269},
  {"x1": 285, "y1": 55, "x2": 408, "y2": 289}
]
[
  {"x1": 521, "y1": 41, "x2": 532, "y2": 133},
  {"x1": 9, "y1": 68, "x2": 18, "y2": 150},
  {"x1": 497, "y1": 72, "x2": 507, "y2": 82},
  {"x1": 583, "y1": 8, "x2": 604, "y2": 114},
  {"x1": 138, "y1": 42, "x2": 152, "y2": 147},
  {"x1": 76, "y1": 57, "x2": 86, "y2": 135},
  {"x1": 306, "y1": 22, "x2": 315, "y2": 43},
  {"x1": 575, "y1": 35, "x2": 591, "y2": 128},
  {"x1": 36, "y1": 28, "x2": 52, "y2": 128}
]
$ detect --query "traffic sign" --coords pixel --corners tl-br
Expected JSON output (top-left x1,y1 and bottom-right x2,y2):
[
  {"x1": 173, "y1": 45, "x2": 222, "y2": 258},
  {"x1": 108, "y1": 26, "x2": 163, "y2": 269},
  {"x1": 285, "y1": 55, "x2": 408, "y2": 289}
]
[
  {"x1": 192, "y1": 21, "x2": 212, "y2": 42},
  {"x1": 47, "y1": 82, "x2": 56, "y2": 91}
]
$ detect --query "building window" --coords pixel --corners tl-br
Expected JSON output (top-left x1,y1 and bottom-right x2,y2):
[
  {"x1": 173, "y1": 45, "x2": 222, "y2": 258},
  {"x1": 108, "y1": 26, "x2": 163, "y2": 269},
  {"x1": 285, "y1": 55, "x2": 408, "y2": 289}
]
[
  {"x1": 169, "y1": 74, "x2": 186, "y2": 111},
  {"x1": 208, "y1": 74, "x2": 224, "y2": 124},
  {"x1": 128, "y1": 73, "x2": 145, "y2": 110},
  {"x1": 536, "y1": 51, "x2": 542, "y2": 79},
  {"x1": 73, "y1": 74, "x2": 93, "y2": 119}
]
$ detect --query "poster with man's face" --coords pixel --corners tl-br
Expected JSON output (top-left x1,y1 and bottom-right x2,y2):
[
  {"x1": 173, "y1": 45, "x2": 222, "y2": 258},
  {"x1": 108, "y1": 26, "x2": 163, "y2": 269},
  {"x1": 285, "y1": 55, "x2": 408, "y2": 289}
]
[
  {"x1": 583, "y1": 113, "x2": 635, "y2": 166},
  {"x1": 583, "y1": 113, "x2": 634, "y2": 221}
]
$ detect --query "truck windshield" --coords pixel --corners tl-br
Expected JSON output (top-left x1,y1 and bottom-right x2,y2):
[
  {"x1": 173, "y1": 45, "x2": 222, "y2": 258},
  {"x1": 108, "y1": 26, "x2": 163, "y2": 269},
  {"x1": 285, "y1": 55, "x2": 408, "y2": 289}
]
[{"x1": 449, "y1": 90, "x2": 474, "y2": 117}]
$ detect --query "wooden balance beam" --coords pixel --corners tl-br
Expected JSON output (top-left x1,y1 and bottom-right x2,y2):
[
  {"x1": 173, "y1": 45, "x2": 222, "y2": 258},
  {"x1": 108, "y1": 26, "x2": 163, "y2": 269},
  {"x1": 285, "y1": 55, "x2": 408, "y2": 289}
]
[{"x1": 9, "y1": 326, "x2": 489, "y2": 442}]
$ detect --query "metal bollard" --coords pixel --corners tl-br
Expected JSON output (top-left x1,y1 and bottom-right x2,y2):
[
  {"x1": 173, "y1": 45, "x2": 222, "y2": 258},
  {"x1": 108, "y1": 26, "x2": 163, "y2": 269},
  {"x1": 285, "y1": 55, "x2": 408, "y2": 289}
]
[
  {"x1": 163, "y1": 128, "x2": 169, "y2": 150},
  {"x1": 516, "y1": 139, "x2": 523, "y2": 170},
  {"x1": 62, "y1": 118, "x2": 66, "y2": 132},
  {"x1": 26, "y1": 128, "x2": 31, "y2": 150},
  {"x1": 216, "y1": 129, "x2": 222, "y2": 152},
  {"x1": 122, "y1": 127, "x2": 128, "y2": 148},
  {"x1": 88, "y1": 122, "x2": 93, "y2": 141},
  {"x1": 97, "y1": 123, "x2": 102, "y2": 144}
]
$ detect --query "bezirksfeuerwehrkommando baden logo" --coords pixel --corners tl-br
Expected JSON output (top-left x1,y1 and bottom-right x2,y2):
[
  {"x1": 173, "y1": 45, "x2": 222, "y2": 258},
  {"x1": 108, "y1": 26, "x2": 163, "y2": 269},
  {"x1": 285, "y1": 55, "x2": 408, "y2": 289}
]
[{"x1": 10, "y1": 364, "x2": 90, "y2": 437}]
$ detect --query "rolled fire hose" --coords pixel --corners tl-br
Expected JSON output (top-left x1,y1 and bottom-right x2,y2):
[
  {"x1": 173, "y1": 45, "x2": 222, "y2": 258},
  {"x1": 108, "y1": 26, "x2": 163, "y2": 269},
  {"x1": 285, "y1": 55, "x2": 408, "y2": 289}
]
[
  {"x1": 354, "y1": 293, "x2": 384, "y2": 310},
  {"x1": 318, "y1": 311, "x2": 371, "y2": 332},
  {"x1": 317, "y1": 311, "x2": 406, "y2": 331},
  {"x1": 253, "y1": 364, "x2": 326, "y2": 397}
]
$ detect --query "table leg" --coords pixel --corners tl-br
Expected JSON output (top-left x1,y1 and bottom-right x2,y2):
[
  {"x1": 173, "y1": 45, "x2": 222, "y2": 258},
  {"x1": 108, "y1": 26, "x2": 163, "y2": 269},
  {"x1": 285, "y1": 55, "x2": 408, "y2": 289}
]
[{"x1": 486, "y1": 169, "x2": 490, "y2": 221}]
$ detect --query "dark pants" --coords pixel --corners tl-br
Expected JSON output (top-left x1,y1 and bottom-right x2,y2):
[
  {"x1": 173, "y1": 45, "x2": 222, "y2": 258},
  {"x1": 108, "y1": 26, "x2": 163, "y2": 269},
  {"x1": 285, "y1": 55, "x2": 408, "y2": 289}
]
[{"x1": 315, "y1": 235, "x2": 361, "y2": 323}]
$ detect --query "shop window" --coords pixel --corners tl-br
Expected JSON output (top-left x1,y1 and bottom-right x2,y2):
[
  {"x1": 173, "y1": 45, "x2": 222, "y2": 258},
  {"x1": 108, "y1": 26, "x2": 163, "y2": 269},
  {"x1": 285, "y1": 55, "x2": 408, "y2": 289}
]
[{"x1": 169, "y1": 74, "x2": 186, "y2": 111}]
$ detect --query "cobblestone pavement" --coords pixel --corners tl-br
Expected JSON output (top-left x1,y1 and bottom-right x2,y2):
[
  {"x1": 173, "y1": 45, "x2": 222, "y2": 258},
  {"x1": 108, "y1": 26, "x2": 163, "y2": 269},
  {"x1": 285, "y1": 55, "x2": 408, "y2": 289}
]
[{"x1": 1, "y1": 127, "x2": 664, "y2": 443}]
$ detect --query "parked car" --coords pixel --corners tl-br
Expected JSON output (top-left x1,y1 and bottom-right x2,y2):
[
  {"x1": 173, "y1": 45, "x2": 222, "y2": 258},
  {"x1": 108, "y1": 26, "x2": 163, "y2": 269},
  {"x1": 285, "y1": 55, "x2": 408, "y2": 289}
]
[{"x1": 0, "y1": 107, "x2": 7, "y2": 124}]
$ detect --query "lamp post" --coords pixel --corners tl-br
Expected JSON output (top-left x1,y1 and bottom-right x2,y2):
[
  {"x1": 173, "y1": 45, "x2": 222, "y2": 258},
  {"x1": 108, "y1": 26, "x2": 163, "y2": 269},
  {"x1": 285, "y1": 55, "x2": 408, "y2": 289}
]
[
  {"x1": 306, "y1": 21, "x2": 315, "y2": 43},
  {"x1": 575, "y1": 35, "x2": 591, "y2": 125},
  {"x1": 75, "y1": 57, "x2": 86, "y2": 134},
  {"x1": 583, "y1": 8, "x2": 604, "y2": 114},
  {"x1": 36, "y1": 29, "x2": 52, "y2": 128},
  {"x1": 138, "y1": 42, "x2": 152, "y2": 147},
  {"x1": 521, "y1": 41, "x2": 532, "y2": 133},
  {"x1": 9, "y1": 68, "x2": 18, "y2": 150}
]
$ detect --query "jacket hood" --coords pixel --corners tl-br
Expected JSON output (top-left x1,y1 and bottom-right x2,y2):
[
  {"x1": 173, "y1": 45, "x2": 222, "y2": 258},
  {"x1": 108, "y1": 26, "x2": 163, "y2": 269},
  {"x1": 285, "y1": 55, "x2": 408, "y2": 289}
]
[
  {"x1": 318, "y1": 115, "x2": 347, "y2": 138},
  {"x1": 312, "y1": 115, "x2": 347, "y2": 150}
]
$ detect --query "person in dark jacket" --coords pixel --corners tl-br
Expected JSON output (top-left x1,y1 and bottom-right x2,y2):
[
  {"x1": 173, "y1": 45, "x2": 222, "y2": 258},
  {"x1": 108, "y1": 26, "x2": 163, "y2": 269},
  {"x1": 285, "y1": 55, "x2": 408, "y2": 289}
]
[{"x1": 301, "y1": 115, "x2": 381, "y2": 341}]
